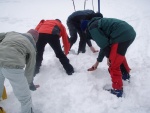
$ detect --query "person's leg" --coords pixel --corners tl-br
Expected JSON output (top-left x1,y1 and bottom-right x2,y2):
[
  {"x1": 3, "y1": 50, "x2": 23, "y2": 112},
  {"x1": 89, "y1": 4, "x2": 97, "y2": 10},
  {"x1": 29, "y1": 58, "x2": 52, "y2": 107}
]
[
  {"x1": 108, "y1": 40, "x2": 134, "y2": 97},
  {"x1": 2, "y1": 68, "x2": 33, "y2": 113},
  {"x1": 118, "y1": 40, "x2": 134, "y2": 81},
  {"x1": 35, "y1": 33, "x2": 47, "y2": 75},
  {"x1": 0, "y1": 68, "x2": 5, "y2": 98},
  {"x1": 48, "y1": 35, "x2": 74, "y2": 75},
  {"x1": 67, "y1": 22, "x2": 78, "y2": 49},
  {"x1": 77, "y1": 29, "x2": 86, "y2": 53},
  {"x1": 108, "y1": 44, "x2": 124, "y2": 97},
  {"x1": 120, "y1": 58, "x2": 131, "y2": 80},
  {"x1": 109, "y1": 43, "x2": 124, "y2": 90},
  {"x1": 121, "y1": 58, "x2": 130, "y2": 73}
]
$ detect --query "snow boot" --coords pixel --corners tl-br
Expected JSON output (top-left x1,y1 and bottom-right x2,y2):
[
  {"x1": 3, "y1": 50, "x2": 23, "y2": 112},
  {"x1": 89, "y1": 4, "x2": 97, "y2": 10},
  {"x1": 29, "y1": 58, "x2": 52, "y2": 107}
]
[
  {"x1": 77, "y1": 49, "x2": 86, "y2": 54},
  {"x1": 110, "y1": 89, "x2": 123, "y2": 97},
  {"x1": 122, "y1": 73, "x2": 130, "y2": 81},
  {"x1": 65, "y1": 64, "x2": 74, "y2": 75},
  {"x1": 66, "y1": 69, "x2": 74, "y2": 75}
]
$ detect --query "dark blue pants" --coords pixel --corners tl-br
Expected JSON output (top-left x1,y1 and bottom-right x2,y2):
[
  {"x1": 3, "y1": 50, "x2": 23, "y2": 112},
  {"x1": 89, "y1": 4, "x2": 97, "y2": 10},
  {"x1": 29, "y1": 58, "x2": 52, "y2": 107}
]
[{"x1": 67, "y1": 22, "x2": 86, "y2": 52}]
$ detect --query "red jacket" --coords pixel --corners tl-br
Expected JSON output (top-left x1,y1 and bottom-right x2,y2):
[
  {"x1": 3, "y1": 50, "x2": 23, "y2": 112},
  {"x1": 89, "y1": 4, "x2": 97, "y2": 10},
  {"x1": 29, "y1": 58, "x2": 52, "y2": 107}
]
[{"x1": 35, "y1": 20, "x2": 70, "y2": 55}]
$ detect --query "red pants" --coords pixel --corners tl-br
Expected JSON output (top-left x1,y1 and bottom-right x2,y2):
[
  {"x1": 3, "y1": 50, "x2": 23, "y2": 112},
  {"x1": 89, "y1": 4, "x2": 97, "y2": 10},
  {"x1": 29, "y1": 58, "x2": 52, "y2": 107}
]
[{"x1": 109, "y1": 43, "x2": 129, "y2": 90}]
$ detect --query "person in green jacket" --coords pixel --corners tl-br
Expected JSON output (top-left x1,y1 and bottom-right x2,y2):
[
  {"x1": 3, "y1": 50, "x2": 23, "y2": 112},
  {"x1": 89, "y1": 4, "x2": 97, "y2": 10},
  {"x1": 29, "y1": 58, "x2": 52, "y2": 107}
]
[
  {"x1": 0, "y1": 29, "x2": 39, "y2": 113},
  {"x1": 81, "y1": 17, "x2": 136, "y2": 97}
]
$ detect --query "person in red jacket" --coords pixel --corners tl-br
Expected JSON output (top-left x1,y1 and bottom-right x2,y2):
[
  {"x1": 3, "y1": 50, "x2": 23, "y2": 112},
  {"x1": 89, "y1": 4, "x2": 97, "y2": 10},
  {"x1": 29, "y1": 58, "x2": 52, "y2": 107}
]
[{"x1": 35, "y1": 19, "x2": 74, "y2": 75}]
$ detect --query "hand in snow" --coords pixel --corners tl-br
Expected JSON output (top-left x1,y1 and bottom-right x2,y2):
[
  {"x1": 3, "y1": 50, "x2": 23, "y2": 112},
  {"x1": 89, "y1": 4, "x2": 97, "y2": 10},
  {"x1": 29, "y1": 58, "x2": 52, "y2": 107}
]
[
  {"x1": 87, "y1": 61, "x2": 99, "y2": 71},
  {"x1": 87, "y1": 66, "x2": 97, "y2": 71},
  {"x1": 29, "y1": 82, "x2": 40, "y2": 91}
]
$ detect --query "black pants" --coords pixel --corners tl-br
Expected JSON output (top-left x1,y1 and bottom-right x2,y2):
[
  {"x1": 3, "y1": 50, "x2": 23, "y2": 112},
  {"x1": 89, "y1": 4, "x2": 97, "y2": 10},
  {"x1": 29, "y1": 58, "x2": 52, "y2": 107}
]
[
  {"x1": 35, "y1": 33, "x2": 73, "y2": 74},
  {"x1": 67, "y1": 22, "x2": 86, "y2": 52},
  {"x1": 118, "y1": 39, "x2": 134, "y2": 74}
]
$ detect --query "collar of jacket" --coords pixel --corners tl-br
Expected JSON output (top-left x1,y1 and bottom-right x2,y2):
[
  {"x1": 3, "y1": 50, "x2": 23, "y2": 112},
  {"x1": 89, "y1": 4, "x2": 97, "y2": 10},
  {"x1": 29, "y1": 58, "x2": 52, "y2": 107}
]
[{"x1": 88, "y1": 17, "x2": 102, "y2": 30}]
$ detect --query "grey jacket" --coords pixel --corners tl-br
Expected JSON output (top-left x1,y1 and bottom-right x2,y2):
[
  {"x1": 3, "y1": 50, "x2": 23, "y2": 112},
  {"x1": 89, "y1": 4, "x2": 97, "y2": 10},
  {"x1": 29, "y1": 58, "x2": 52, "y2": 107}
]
[{"x1": 0, "y1": 31, "x2": 36, "y2": 84}]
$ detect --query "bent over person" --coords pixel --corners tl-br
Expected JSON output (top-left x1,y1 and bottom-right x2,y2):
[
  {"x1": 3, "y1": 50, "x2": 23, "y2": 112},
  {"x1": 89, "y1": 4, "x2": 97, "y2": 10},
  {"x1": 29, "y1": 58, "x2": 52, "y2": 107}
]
[
  {"x1": 0, "y1": 29, "x2": 39, "y2": 113},
  {"x1": 35, "y1": 19, "x2": 74, "y2": 75},
  {"x1": 81, "y1": 17, "x2": 136, "y2": 97},
  {"x1": 67, "y1": 9, "x2": 103, "y2": 54}
]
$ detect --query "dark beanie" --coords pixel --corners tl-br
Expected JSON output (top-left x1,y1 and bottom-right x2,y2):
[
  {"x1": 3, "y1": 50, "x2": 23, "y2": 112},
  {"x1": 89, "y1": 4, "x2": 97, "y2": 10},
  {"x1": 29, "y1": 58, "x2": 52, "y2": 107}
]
[
  {"x1": 80, "y1": 20, "x2": 89, "y2": 31},
  {"x1": 27, "y1": 29, "x2": 39, "y2": 41},
  {"x1": 92, "y1": 12, "x2": 103, "y2": 18}
]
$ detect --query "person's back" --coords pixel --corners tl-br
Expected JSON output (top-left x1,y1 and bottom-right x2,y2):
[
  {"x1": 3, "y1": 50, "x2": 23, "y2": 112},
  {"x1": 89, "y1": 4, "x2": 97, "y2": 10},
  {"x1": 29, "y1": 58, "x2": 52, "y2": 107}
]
[
  {"x1": 87, "y1": 17, "x2": 136, "y2": 49},
  {"x1": 0, "y1": 31, "x2": 36, "y2": 69},
  {"x1": 36, "y1": 20, "x2": 62, "y2": 36},
  {"x1": 67, "y1": 9, "x2": 95, "y2": 23}
]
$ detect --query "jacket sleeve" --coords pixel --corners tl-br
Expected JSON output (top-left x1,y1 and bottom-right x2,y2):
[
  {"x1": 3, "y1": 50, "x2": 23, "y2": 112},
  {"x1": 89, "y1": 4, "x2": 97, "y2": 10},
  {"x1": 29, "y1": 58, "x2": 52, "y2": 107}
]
[
  {"x1": 97, "y1": 49, "x2": 105, "y2": 62},
  {"x1": 60, "y1": 24, "x2": 70, "y2": 55},
  {"x1": 97, "y1": 46, "x2": 110, "y2": 62},
  {"x1": 24, "y1": 49, "x2": 36, "y2": 84},
  {"x1": 86, "y1": 39, "x2": 92, "y2": 47},
  {"x1": 0, "y1": 33, "x2": 6, "y2": 42}
]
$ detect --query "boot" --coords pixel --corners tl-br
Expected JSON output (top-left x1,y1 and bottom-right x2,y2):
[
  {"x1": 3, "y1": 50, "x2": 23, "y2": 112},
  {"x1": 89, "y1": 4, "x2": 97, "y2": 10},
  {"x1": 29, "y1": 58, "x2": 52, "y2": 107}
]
[
  {"x1": 66, "y1": 65, "x2": 74, "y2": 75},
  {"x1": 122, "y1": 73, "x2": 130, "y2": 81},
  {"x1": 104, "y1": 88, "x2": 123, "y2": 98},
  {"x1": 110, "y1": 89, "x2": 123, "y2": 97}
]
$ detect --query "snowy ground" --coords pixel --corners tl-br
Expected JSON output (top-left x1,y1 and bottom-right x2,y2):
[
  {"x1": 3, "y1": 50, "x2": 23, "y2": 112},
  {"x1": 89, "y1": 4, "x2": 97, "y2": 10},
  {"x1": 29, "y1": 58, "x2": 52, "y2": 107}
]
[{"x1": 0, "y1": 0, "x2": 150, "y2": 113}]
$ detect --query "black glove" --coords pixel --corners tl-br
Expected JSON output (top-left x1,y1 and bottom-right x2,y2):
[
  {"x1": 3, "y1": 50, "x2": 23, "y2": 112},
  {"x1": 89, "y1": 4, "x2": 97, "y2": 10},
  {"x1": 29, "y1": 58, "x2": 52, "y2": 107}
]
[{"x1": 29, "y1": 82, "x2": 37, "y2": 91}]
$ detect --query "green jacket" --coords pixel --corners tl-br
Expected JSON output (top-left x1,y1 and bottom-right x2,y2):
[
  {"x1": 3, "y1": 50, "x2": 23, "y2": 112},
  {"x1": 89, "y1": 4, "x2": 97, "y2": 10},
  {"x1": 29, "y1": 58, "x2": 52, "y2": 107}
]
[
  {"x1": 87, "y1": 17, "x2": 136, "y2": 62},
  {"x1": 0, "y1": 31, "x2": 36, "y2": 84}
]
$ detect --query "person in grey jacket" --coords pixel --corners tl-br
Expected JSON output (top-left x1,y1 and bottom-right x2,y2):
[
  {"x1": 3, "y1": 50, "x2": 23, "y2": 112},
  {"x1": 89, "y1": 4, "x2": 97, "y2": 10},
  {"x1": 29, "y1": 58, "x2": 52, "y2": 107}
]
[{"x1": 0, "y1": 29, "x2": 39, "y2": 113}]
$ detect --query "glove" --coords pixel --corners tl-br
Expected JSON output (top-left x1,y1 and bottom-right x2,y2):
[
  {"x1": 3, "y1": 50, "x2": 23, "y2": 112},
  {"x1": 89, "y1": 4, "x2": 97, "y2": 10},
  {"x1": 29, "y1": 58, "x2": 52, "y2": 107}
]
[
  {"x1": 29, "y1": 82, "x2": 40, "y2": 91},
  {"x1": 29, "y1": 82, "x2": 36, "y2": 91}
]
